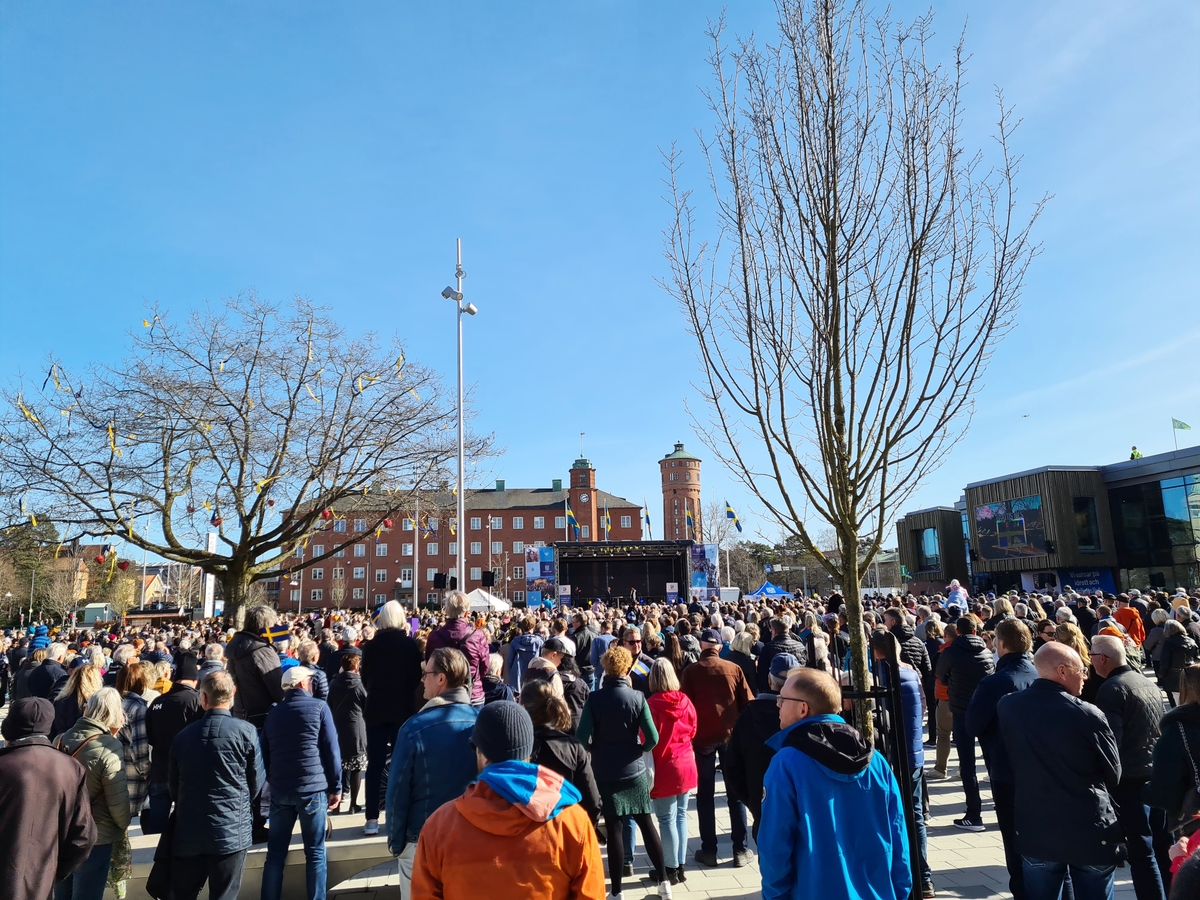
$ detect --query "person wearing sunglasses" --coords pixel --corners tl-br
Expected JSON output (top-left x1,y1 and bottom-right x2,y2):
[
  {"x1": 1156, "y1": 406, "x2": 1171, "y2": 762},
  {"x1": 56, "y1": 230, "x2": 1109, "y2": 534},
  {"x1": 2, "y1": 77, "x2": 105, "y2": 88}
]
[{"x1": 757, "y1": 668, "x2": 911, "y2": 900}]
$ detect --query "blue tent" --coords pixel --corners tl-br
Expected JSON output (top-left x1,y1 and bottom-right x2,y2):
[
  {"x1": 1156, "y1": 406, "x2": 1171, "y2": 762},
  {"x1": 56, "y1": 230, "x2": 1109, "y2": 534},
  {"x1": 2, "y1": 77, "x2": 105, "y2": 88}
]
[{"x1": 746, "y1": 581, "x2": 793, "y2": 598}]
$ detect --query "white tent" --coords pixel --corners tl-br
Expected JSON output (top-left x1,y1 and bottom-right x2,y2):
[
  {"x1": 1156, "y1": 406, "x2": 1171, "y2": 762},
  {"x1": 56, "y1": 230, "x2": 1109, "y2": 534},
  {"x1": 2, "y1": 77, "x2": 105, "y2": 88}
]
[{"x1": 467, "y1": 588, "x2": 511, "y2": 612}]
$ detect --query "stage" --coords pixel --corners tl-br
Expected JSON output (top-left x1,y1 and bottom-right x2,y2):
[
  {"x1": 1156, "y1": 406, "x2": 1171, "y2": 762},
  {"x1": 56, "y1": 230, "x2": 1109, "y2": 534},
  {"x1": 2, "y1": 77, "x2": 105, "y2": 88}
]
[{"x1": 554, "y1": 540, "x2": 694, "y2": 604}]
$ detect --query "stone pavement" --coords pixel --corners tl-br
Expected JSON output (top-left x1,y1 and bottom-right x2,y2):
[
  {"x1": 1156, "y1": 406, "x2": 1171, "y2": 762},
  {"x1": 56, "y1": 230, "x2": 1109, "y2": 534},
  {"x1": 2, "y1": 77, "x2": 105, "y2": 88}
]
[{"x1": 328, "y1": 764, "x2": 1139, "y2": 900}]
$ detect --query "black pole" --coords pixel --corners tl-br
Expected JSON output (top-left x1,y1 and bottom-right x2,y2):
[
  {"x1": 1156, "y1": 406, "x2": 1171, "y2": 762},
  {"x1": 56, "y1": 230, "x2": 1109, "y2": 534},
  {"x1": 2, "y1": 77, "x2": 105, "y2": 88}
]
[{"x1": 880, "y1": 649, "x2": 922, "y2": 900}]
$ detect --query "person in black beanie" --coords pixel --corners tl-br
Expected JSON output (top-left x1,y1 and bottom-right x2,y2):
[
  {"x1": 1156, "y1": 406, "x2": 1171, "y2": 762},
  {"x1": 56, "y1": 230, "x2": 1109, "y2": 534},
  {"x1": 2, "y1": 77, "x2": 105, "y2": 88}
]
[
  {"x1": 410, "y1": 701, "x2": 606, "y2": 900},
  {"x1": 0, "y1": 698, "x2": 97, "y2": 900}
]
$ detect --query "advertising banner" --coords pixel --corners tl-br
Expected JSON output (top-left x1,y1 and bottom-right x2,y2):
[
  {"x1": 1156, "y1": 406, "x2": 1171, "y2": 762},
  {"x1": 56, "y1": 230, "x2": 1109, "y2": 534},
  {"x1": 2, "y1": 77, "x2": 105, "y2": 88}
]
[
  {"x1": 1057, "y1": 568, "x2": 1117, "y2": 595},
  {"x1": 666, "y1": 582, "x2": 678, "y2": 604},
  {"x1": 558, "y1": 584, "x2": 572, "y2": 606},
  {"x1": 526, "y1": 546, "x2": 556, "y2": 607},
  {"x1": 974, "y1": 495, "x2": 1047, "y2": 561},
  {"x1": 690, "y1": 543, "x2": 720, "y2": 600}
]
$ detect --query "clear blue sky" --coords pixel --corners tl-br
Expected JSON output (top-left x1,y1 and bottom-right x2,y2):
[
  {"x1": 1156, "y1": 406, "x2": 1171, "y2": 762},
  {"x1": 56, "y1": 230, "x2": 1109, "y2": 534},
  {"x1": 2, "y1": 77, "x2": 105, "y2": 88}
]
[{"x1": 2, "y1": 1, "x2": 1197, "y2": 550}]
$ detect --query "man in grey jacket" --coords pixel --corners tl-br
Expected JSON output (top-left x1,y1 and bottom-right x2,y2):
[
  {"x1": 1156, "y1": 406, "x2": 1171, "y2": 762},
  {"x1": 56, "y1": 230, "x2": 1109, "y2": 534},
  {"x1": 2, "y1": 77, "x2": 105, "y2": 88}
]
[{"x1": 1091, "y1": 635, "x2": 1167, "y2": 900}]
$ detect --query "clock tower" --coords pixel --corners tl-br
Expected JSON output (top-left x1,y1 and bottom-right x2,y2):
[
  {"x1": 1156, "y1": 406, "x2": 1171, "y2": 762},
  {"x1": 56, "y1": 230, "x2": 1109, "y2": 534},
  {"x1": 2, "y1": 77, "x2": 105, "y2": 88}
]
[{"x1": 568, "y1": 457, "x2": 599, "y2": 541}]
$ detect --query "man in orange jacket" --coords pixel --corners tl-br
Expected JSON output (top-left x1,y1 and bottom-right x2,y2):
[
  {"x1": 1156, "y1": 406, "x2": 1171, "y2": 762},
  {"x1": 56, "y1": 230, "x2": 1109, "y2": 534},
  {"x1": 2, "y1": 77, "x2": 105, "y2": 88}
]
[
  {"x1": 1113, "y1": 596, "x2": 1146, "y2": 648},
  {"x1": 411, "y1": 701, "x2": 605, "y2": 900}
]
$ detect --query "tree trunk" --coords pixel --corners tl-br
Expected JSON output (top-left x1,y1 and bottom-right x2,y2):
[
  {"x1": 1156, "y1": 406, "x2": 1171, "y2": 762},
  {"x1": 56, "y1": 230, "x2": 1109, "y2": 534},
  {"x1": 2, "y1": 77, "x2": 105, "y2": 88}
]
[
  {"x1": 220, "y1": 567, "x2": 253, "y2": 631},
  {"x1": 841, "y1": 533, "x2": 873, "y2": 742}
]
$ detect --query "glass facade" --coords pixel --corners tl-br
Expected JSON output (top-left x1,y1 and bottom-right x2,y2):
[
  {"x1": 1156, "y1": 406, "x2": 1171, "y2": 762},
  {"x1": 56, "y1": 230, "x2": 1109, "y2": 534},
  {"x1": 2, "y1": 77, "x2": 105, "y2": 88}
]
[
  {"x1": 1110, "y1": 472, "x2": 1200, "y2": 590},
  {"x1": 915, "y1": 527, "x2": 940, "y2": 571}
]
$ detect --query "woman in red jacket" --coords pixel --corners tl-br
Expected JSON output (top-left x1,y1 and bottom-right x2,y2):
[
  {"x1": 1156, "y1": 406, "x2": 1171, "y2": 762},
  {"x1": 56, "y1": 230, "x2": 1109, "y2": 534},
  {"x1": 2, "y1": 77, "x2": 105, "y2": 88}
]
[{"x1": 647, "y1": 658, "x2": 699, "y2": 886}]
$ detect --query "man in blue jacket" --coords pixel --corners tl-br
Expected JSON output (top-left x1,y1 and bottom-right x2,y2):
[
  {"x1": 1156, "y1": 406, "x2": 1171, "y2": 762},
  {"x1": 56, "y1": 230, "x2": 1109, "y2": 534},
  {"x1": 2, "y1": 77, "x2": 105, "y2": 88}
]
[
  {"x1": 758, "y1": 668, "x2": 911, "y2": 900},
  {"x1": 386, "y1": 647, "x2": 479, "y2": 900},
  {"x1": 966, "y1": 618, "x2": 1037, "y2": 900},
  {"x1": 260, "y1": 665, "x2": 342, "y2": 900}
]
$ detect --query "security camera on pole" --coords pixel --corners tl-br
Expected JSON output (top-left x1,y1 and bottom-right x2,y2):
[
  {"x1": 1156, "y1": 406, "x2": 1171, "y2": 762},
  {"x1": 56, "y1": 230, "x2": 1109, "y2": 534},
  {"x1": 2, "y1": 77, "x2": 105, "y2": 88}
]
[{"x1": 443, "y1": 239, "x2": 476, "y2": 594}]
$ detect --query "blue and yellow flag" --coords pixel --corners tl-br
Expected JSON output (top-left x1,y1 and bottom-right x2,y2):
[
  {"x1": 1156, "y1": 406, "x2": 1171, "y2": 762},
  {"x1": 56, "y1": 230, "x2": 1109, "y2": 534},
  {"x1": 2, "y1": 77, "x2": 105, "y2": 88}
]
[
  {"x1": 566, "y1": 503, "x2": 580, "y2": 538},
  {"x1": 725, "y1": 500, "x2": 742, "y2": 533},
  {"x1": 603, "y1": 502, "x2": 611, "y2": 535},
  {"x1": 685, "y1": 506, "x2": 694, "y2": 536},
  {"x1": 643, "y1": 501, "x2": 653, "y2": 539}
]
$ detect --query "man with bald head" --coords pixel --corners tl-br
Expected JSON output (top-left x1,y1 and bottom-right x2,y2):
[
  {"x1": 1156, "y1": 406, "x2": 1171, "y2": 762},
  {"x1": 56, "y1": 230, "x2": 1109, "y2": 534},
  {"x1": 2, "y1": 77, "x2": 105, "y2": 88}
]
[{"x1": 998, "y1": 642, "x2": 1122, "y2": 900}]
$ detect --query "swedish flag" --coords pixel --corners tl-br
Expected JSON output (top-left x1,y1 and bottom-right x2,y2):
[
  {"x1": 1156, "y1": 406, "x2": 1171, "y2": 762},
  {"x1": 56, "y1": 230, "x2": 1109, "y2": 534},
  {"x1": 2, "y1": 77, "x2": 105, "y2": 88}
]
[
  {"x1": 603, "y1": 503, "x2": 611, "y2": 534},
  {"x1": 566, "y1": 503, "x2": 581, "y2": 538},
  {"x1": 643, "y1": 501, "x2": 653, "y2": 539},
  {"x1": 725, "y1": 500, "x2": 742, "y2": 533},
  {"x1": 685, "y1": 507, "x2": 694, "y2": 536}
]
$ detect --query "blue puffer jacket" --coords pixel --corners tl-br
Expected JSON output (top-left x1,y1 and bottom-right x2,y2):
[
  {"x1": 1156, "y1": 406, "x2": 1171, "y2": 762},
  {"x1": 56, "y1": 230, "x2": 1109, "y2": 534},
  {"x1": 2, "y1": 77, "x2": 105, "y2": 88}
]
[
  {"x1": 880, "y1": 664, "x2": 924, "y2": 771},
  {"x1": 385, "y1": 688, "x2": 479, "y2": 855},
  {"x1": 261, "y1": 688, "x2": 341, "y2": 796},
  {"x1": 30, "y1": 625, "x2": 50, "y2": 650},
  {"x1": 170, "y1": 709, "x2": 265, "y2": 856},
  {"x1": 759, "y1": 715, "x2": 911, "y2": 900}
]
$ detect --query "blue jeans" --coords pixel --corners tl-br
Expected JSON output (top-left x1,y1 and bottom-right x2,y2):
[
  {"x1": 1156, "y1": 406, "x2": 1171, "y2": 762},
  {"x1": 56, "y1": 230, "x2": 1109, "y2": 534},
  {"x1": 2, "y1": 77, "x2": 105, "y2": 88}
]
[
  {"x1": 911, "y1": 769, "x2": 932, "y2": 887},
  {"x1": 262, "y1": 790, "x2": 328, "y2": 900},
  {"x1": 622, "y1": 816, "x2": 636, "y2": 860},
  {"x1": 1022, "y1": 857, "x2": 1114, "y2": 900},
  {"x1": 652, "y1": 793, "x2": 691, "y2": 868},
  {"x1": 1112, "y1": 779, "x2": 1166, "y2": 900},
  {"x1": 142, "y1": 781, "x2": 172, "y2": 835},
  {"x1": 951, "y1": 713, "x2": 981, "y2": 819},
  {"x1": 54, "y1": 842, "x2": 113, "y2": 900}
]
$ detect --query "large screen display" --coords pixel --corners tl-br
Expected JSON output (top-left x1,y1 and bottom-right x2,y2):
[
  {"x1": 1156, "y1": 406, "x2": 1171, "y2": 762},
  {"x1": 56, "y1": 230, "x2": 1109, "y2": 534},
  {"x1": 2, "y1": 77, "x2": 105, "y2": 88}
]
[{"x1": 974, "y1": 494, "x2": 1046, "y2": 560}]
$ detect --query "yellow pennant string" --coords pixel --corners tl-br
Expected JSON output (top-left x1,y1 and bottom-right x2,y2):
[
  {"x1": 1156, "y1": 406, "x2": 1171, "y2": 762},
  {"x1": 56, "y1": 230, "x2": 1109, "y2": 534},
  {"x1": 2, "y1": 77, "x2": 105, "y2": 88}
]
[
  {"x1": 202, "y1": 501, "x2": 212, "y2": 511},
  {"x1": 17, "y1": 395, "x2": 42, "y2": 429},
  {"x1": 306, "y1": 384, "x2": 319, "y2": 401},
  {"x1": 29, "y1": 513, "x2": 37, "y2": 527},
  {"x1": 409, "y1": 389, "x2": 420, "y2": 401},
  {"x1": 395, "y1": 353, "x2": 404, "y2": 377},
  {"x1": 107, "y1": 424, "x2": 123, "y2": 457},
  {"x1": 218, "y1": 359, "x2": 226, "y2": 373}
]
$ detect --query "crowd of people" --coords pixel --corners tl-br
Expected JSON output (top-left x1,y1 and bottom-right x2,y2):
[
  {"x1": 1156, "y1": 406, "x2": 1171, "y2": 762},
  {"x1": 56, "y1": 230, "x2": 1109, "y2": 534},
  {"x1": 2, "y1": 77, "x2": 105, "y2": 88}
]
[{"x1": 2, "y1": 581, "x2": 1200, "y2": 900}]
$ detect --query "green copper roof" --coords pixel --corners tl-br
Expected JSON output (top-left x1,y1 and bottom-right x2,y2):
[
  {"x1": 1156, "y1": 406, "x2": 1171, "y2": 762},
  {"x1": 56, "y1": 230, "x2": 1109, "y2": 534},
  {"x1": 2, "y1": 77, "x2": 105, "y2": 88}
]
[
  {"x1": 571, "y1": 457, "x2": 594, "y2": 470},
  {"x1": 661, "y1": 441, "x2": 701, "y2": 461}
]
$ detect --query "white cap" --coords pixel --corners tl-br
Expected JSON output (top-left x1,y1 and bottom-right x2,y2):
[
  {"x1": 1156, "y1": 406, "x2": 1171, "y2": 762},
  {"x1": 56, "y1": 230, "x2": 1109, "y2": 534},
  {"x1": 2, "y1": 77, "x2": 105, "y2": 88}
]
[{"x1": 281, "y1": 666, "x2": 314, "y2": 690}]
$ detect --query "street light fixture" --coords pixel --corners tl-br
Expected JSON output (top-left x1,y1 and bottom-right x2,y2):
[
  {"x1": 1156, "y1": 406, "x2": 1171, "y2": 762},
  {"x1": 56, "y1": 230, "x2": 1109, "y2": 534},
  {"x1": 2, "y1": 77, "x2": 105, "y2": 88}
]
[{"x1": 444, "y1": 239, "x2": 472, "y2": 593}]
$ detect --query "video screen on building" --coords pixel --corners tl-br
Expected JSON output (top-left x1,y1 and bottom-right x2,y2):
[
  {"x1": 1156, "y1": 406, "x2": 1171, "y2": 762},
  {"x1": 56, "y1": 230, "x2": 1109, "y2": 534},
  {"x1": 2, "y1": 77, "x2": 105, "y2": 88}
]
[{"x1": 974, "y1": 494, "x2": 1047, "y2": 560}]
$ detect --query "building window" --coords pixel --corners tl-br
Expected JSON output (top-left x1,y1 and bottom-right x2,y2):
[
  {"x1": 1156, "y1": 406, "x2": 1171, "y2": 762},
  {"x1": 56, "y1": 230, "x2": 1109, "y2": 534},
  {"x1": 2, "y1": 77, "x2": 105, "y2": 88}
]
[
  {"x1": 915, "y1": 527, "x2": 940, "y2": 571},
  {"x1": 310, "y1": 589, "x2": 323, "y2": 602},
  {"x1": 470, "y1": 567, "x2": 482, "y2": 580},
  {"x1": 534, "y1": 516, "x2": 544, "y2": 529},
  {"x1": 491, "y1": 541, "x2": 503, "y2": 554},
  {"x1": 470, "y1": 541, "x2": 482, "y2": 555},
  {"x1": 374, "y1": 593, "x2": 387, "y2": 604},
  {"x1": 513, "y1": 541, "x2": 524, "y2": 553},
  {"x1": 400, "y1": 566, "x2": 413, "y2": 582},
  {"x1": 311, "y1": 568, "x2": 325, "y2": 580},
  {"x1": 1074, "y1": 497, "x2": 1102, "y2": 552},
  {"x1": 670, "y1": 473, "x2": 677, "y2": 482},
  {"x1": 402, "y1": 519, "x2": 414, "y2": 531},
  {"x1": 354, "y1": 544, "x2": 366, "y2": 557},
  {"x1": 294, "y1": 545, "x2": 304, "y2": 558},
  {"x1": 402, "y1": 543, "x2": 413, "y2": 556},
  {"x1": 513, "y1": 566, "x2": 523, "y2": 578},
  {"x1": 448, "y1": 542, "x2": 457, "y2": 555},
  {"x1": 428, "y1": 518, "x2": 439, "y2": 531},
  {"x1": 353, "y1": 567, "x2": 366, "y2": 580},
  {"x1": 512, "y1": 517, "x2": 524, "y2": 530},
  {"x1": 376, "y1": 543, "x2": 387, "y2": 556},
  {"x1": 332, "y1": 567, "x2": 344, "y2": 579},
  {"x1": 470, "y1": 517, "x2": 482, "y2": 530},
  {"x1": 512, "y1": 591, "x2": 525, "y2": 604},
  {"x1": 354, "y1": 519, "x2": 367, "y2": 532},
  {"x1": 621, "y1": 515, "x2": 632, "y2": 528},
  {"x1": 290, "y1": 589, "x2": 301, "y2": 602},
  {"x1": 334, "y1": 519, "x2": 347, "y2": 532},
  {"x1": 581, "y1": 525, "x2": 590, "y2": 539},
  {"x1": 449, "y1": 518, "x2": 457, "y2": 532},
  {"x1": 375, "y1": 569, "x2": 387, "y2": 583},
  {"x1": 352, "y1": 587, "x2": 365, "y2": 600},
  {"x1": 424, "y1": 542, "x2": 436, "y2": 555},
  {"x1": 334, "y1": 548, "x2": 344, "y2": 558},
  {"x1": 426, "y1": 568, "x2": 437, "y2": 582},
  {"x1": 555, "y1": 516, "x2": 566, "y2": 529},
  {"x1": 491, "y1": 517, "x2": 503, "y2": 529},
  {"x1": 426, "y1": 592, "x2": 439, "y2": 603},
  {"x1": 311, "y1": 545, "x2": 325, "y2": 557}
]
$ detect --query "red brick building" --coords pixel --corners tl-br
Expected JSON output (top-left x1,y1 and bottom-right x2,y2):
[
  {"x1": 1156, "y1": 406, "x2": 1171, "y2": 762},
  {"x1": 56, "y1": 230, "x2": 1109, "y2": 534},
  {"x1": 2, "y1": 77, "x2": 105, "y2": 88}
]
[
  {"x1": 660, "y1": 441, "x2": 703, "y2": 542},
  {"x1": 279, "y1": 457, "x2": 641, "y2": 611}
]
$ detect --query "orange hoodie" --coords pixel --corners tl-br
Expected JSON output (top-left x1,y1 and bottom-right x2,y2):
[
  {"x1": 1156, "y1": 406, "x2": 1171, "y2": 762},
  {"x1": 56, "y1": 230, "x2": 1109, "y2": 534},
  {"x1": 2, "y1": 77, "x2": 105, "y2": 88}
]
[
  {"x1": 411, "y1": 778, "x2": 605, "y2": 900},
  {"x1": 1114, "y1": 607, "x2": 1146, "y2": 646}
]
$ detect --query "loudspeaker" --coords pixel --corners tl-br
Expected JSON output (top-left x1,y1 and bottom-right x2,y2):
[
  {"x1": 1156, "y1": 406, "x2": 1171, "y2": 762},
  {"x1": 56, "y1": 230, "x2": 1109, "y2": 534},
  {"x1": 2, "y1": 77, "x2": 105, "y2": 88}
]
[
  {"x1": 1045, "y1": 541, "x2": 1057, "y2": 554},
  {"x1": 449, "y1": 576, "x2": 458, "y2": 590},
  {"x1": 481, "y1": 571, "x2": 495, "y2": 587},
  {"x1": 433, "y1": 573, "x2": 447, "y2": 589}
]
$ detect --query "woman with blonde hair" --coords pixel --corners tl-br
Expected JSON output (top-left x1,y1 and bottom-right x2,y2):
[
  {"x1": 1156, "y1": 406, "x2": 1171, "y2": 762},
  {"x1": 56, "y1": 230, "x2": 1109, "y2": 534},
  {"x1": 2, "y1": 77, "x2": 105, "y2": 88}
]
[
  {"x1": 53, "y1": 663, "x2": 103, "y2": 739},
  {"x1": 577, "y1": 646, "x2": 669, "y2": 898},
  {"x1": 115, "y1": 661, "x2": 153, "y2": 817},
  {"x1": 1055, "y1": 622, "x2": 1105, "y2": 703},
  {"x1": 55, "y1": 687, "x2": 131, "y2": 900}
]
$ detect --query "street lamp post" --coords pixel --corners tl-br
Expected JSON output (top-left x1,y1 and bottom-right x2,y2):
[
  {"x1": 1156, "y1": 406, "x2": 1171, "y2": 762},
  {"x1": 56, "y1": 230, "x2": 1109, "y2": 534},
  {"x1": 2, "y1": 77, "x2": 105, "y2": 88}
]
[{"x1": 443, "y1": 239, "x2": 476, "y2": 595}]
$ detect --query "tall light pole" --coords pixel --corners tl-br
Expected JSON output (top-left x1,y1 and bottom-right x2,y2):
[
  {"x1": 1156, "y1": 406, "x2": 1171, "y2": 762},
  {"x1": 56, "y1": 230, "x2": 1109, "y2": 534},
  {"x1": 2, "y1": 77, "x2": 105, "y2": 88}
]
[{"x1": 443, "y1": 239, "x2": 476, "y2": 593}]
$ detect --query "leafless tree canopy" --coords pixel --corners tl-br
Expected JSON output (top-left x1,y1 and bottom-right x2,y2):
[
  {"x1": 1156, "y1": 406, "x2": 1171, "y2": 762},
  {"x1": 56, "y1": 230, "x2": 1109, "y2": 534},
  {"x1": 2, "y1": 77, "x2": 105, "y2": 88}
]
[
  {"x1": 665, "y1": 0, "x2": 1043, "y2": 697},
  {"x1": 0, "y1": 295, "x2": 471, "y2": 622}
]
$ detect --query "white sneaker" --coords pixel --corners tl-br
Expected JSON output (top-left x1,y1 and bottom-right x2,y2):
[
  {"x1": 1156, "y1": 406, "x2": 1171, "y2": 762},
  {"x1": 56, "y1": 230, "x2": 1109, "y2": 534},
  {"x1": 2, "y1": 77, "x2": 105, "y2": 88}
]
[
  {"x1": 657, "y1": 881, "x2": 674, "y2": 898},
  {"x1": 363, "y1": 819, "x2": 379, "y2": 836},
  {"x1": 608, "y1": 894, "x2": 623, "y2": 900},
  {"x1": 926, "y1": 769, "x2": 950, "y2": 781}
]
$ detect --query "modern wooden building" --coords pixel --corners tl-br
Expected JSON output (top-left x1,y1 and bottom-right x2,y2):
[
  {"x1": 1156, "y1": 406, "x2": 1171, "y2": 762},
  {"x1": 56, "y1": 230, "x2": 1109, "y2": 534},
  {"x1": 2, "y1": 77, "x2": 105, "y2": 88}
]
[{"x1": 895, "y1": 506, "x2": 970, "y2": 595}]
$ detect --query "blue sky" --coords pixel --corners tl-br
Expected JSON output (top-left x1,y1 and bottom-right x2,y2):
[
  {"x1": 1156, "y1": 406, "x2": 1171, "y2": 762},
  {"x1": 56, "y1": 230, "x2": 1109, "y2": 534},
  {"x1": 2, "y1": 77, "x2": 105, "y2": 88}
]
[{"x1": 1, "y1": 0, "x2": 1197, "y2": 550}]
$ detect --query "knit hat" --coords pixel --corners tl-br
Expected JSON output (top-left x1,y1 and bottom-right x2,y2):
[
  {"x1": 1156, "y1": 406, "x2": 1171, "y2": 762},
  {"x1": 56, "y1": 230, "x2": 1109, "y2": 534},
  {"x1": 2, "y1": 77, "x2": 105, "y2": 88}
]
[
  {"x1": 175, "y1": 653, "x2": 200, "y2": 682},
  {"x1": 471, "y1": 701, "x2": 535, "y2": 764},
  {"x1": 1, "y1": 697, "x2": 54, "y2": 741}
]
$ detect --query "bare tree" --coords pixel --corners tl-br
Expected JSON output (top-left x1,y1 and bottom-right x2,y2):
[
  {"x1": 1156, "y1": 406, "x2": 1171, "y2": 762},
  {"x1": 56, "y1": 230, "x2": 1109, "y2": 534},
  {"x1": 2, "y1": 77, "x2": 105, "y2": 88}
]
[
  {"x1": 665, "y1": 0, "x2": 1043, "y2": 725},
  {"x1": 330, "y1": 575, "x2": 347, "y2": 610},
  {"x1": 0, "y1": 295, "x2": 475, "y2": 627},
  {"x1": 42, "y1": 563, "x2": 83, "y2": 624}
]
